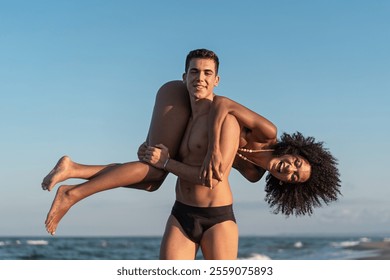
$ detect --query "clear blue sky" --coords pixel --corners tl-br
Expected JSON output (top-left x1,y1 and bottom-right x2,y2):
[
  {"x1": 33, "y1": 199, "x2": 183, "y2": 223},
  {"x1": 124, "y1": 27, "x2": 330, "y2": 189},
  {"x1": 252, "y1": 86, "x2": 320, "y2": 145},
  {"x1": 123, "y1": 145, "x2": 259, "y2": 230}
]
[{"x1": 1, "y1": 0, "x2": 389, "y2": 237}]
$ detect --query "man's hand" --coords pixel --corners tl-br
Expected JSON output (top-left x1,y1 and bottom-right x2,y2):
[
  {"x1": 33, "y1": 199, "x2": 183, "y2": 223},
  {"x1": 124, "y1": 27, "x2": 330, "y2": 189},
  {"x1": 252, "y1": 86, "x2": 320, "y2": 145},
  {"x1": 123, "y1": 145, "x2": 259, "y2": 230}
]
[
  {"x1": 142, "y1": 144, "x2": 170, "y2": 169},
  {"x1": 200, "y1": 147, "x2": 223, "y2": 189}
]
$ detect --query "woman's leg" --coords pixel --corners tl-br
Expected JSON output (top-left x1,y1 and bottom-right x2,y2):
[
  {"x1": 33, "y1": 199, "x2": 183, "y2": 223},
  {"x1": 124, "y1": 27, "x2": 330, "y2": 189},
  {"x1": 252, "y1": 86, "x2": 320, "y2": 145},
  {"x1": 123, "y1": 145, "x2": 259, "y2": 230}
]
[
  {"x1": 200, "y1": 221, "x2": 238, "y2": 260},
  {"x1": 41, "y1": 156, "x2": 120, "y2": 191},
  {"x1": 45, "y1": 81, "x2": 191, "y2": 235},
  {"x1": 41, "y1": 144, "x2": 156, "y2": 192},
  {"x1": 45, "y1": 161, "x2": 159, "y2": 235},
  {"x1": 159, "y1": 215, "x2": 198, "y2": 260}
]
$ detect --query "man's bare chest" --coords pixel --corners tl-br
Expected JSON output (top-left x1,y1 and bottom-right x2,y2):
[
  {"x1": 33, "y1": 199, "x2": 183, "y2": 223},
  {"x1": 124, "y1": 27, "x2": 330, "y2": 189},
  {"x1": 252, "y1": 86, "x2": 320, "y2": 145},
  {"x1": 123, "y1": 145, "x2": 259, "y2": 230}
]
[{"x1": 179, "y1": 115, "x2": 208, "y2": 163}]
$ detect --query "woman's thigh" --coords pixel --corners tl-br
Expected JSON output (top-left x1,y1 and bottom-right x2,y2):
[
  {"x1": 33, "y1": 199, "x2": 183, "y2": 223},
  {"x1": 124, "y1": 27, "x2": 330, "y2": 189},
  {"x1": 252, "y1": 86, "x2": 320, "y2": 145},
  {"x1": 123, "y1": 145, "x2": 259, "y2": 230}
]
[
  {"x1": 200, "y1": 221, "x2": 238, "y2": 260},
  {"x1": 122, "y1": 81, "x2": 190, "y2": 190},
  {"x1": 159, "y1": 215, "x2": 198, "y2": 260},
  {"x1": 147, "y1": 80, "x2": 190, "y2": 158}
]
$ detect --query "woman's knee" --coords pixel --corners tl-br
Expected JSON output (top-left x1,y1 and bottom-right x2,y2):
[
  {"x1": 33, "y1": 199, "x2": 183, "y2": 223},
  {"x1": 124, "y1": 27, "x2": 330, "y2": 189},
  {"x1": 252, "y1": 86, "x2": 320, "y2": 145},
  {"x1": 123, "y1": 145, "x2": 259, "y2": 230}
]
[{"x1": 148, "y1": 81, "x2": 190, "y2": 156}]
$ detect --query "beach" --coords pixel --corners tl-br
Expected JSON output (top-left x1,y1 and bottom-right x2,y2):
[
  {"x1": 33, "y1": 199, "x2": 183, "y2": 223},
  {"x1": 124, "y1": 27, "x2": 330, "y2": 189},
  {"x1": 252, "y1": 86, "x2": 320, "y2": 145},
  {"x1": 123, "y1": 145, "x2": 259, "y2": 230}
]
[{"x1": 354, "y1": 241, "x2": 390, "y2": 260}]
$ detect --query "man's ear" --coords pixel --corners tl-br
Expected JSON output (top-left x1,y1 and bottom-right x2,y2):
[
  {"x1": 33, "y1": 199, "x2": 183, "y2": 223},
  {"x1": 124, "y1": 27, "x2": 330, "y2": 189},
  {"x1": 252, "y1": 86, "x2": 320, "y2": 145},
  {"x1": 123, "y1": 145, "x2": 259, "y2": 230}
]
[
  {"x1": 182, "y1": 73, "x2": 187, "y2": 83},
  {"x1": 214, "y1": 75, "x2": 220, "y2": 86}
]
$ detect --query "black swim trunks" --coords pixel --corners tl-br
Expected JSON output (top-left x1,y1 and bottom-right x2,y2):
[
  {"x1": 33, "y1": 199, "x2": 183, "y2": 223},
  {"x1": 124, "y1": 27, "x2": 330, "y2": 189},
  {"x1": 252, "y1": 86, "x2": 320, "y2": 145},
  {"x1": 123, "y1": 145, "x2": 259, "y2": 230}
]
[{"x1": 171, "y1": 200, "x2": 236, "y2": 244}]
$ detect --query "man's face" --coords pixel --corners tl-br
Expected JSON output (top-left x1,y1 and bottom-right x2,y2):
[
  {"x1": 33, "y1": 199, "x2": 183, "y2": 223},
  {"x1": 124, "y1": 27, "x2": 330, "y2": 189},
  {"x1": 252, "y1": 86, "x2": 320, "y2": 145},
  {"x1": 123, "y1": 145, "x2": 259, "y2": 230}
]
[{"x1": 183, "y1": 58, "x2": 220, "y2": 101}]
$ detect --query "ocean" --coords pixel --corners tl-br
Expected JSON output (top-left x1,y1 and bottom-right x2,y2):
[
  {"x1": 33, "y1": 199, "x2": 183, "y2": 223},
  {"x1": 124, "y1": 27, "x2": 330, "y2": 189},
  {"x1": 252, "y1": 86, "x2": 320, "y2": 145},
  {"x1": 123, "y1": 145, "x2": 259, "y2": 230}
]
[{"x1": 0, "y1": 236, "x2": 386, "y2": 260}]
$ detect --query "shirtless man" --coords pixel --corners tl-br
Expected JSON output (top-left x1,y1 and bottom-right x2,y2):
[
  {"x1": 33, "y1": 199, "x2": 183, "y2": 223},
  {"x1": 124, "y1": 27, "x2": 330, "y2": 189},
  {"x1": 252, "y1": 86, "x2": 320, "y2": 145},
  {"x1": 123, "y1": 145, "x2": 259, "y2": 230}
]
[{"x1": 142, "y1": 49, "x2": 243, "y2": 259}]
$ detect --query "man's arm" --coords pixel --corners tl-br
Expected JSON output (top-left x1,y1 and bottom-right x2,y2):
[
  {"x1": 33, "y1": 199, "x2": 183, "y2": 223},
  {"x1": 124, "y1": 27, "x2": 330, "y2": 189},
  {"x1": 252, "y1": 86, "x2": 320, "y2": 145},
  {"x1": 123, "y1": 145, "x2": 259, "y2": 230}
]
[{"x1": 144, "y1": 114, "x2": 241, "y2": 188}]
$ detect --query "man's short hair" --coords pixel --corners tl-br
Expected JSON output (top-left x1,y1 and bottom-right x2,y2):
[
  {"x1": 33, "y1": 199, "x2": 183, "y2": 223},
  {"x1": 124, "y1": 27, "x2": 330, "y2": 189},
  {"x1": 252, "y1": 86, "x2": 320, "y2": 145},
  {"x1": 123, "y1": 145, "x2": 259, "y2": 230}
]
[{"x1": 185, "y1": 49, "x2": 219, "y2": 74}]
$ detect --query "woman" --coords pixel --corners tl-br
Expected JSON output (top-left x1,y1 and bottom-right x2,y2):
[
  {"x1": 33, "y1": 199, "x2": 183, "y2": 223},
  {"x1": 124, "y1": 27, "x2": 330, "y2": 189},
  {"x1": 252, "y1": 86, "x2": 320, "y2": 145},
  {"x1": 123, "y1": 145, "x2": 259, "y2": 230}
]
[{"x1": 43, "y1": 82, "x2": 340, "y2": 236}]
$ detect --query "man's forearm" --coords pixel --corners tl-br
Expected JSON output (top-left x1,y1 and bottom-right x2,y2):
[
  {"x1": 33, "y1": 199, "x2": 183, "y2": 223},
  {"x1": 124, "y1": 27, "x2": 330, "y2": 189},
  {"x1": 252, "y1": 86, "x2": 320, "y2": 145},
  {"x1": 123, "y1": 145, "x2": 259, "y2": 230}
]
[{"x1": 164, "y1": 158, "x2": 219, "y2": 187}]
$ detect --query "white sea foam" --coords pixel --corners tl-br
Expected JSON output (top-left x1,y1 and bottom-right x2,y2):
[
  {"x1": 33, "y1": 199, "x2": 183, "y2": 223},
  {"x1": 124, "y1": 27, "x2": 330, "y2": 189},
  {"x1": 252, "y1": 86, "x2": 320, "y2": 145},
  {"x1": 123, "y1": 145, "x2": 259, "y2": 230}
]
[
  {"x1": 359, "y1": 237, "x2": 371, "y2": 242},
  {"x1": 331, "y1": 241, "x2": 360, "y2": 248},
  {"x1": 239, "y1": 253, "x2": 271, "y2": 260},
  {"x1": 26, "y1": 240, "x2": 49, "y2": 246},
  {"x1": 294, "y1": 241, "x2": 303, "y2": 248},
  {"x1": 0, "y1": 241, "x2": 12, "y2": 246}
]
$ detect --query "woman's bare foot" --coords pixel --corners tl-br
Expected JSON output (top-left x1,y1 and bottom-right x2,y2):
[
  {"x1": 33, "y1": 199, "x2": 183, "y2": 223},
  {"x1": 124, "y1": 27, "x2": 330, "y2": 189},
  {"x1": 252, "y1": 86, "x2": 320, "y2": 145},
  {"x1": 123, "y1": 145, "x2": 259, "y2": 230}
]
[
  {"x1": 45, "y1": 185, "x2": 75, "y2": 235},
  {"x1": 42, "y1": 156, "x2": 73, "y2": 191}
]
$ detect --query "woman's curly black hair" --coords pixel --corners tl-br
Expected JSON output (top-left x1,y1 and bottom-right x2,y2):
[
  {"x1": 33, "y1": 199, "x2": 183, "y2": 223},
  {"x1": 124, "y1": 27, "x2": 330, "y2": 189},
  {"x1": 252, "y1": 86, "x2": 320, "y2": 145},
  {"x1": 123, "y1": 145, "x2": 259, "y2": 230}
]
[{"x1": 265, "y1": 132, "x2": 341, "y2": 217}]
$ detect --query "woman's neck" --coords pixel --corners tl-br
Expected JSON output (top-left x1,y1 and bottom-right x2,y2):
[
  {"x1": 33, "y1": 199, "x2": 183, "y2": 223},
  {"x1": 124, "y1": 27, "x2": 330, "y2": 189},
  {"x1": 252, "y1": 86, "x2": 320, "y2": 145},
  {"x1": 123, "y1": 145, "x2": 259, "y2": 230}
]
[{"x1": 237, "y1": 149, "x2": 274, "y2": 171}]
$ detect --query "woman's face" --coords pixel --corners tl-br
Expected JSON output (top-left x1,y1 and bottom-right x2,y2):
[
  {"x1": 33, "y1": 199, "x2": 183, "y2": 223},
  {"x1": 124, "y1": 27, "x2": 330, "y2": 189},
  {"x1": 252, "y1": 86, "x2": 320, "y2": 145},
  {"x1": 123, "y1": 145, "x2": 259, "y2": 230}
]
[{"x1": 269, "y1": 154, "x2": 311, "y2": 183}]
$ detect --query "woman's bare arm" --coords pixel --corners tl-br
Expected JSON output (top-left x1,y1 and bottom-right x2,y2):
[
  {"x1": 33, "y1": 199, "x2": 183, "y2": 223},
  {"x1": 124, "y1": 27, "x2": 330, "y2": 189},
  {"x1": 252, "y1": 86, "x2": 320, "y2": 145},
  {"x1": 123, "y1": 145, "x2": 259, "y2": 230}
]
[
  {"x1": 201, "y1": 95, "x2": 277, "y2": 182},
  {"x1": 210, "y1": 95, "x2": 277, "y2": 146}
]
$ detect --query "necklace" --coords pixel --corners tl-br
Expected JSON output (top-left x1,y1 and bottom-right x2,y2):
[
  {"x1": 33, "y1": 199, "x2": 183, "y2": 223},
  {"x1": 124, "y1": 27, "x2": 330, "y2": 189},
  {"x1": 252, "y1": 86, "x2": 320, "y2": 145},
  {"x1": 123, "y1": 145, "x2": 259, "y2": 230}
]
[
  {"x1": 238, "y1": 147, "x2": 274, "y2": 153},
  {"x1": 236, "y1": 147, "x2": 274, "y2": 166}
]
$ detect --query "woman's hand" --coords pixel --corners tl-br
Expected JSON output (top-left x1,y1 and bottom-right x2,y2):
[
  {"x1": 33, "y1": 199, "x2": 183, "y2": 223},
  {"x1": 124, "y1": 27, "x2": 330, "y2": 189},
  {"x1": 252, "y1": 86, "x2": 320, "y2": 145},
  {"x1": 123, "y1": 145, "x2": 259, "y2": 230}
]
[
  {"x1": 200, "y1": 146, "x2": 224, "y2": 189},
  {"x1": 142, "y1": 144, "x2": 170, "y2": 169},
  {"x1": 137, "y1": 142, "x2": 148, "y2": 160}
]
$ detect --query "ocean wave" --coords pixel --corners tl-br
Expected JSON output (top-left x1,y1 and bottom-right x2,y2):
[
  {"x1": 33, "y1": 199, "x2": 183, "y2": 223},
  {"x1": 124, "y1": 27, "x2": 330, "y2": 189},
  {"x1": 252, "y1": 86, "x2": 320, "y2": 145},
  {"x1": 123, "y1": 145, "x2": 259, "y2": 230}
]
[
  {"x1": 239, "y1": 253, "x2": 271, "y2": 260},
  {"x1": 330, "y1": 237, "x2": 372, "y2": 248},
  {"x1": 26, "y1": 240, "x2": 49, "y2": 246},
  {"x1": 330, "y1": 241, "x2": 360, "y2": 248},
  {"x1": 359, "y1": 237, "x2": 371, "y2": 243}
]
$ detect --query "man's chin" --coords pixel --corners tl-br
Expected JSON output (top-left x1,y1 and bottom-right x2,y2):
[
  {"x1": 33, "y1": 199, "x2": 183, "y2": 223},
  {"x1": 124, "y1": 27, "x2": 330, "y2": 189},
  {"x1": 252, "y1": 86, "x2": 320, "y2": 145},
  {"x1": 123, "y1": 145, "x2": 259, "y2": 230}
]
[
  {"x1": 191, "y1": 91, "x2": 213, "y2": 101},
  {"x1": 190, "y1": 92, "x2": 204, "y2": 100}
]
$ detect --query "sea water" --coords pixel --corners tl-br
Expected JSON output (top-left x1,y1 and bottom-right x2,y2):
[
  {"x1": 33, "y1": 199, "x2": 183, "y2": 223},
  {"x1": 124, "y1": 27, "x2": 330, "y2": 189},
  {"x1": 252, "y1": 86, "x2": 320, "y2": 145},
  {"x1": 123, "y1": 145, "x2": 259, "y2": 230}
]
[{"x1": 0, "y1": 236, "x2": 384, "y2": 260}]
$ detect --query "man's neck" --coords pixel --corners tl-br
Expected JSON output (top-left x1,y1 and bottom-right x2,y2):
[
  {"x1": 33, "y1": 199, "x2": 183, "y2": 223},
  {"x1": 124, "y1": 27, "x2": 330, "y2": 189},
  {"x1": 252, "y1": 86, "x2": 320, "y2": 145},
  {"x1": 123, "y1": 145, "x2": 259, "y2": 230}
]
[{"x1": 190, "y1": 94, "x2": 214, "y2": 118}]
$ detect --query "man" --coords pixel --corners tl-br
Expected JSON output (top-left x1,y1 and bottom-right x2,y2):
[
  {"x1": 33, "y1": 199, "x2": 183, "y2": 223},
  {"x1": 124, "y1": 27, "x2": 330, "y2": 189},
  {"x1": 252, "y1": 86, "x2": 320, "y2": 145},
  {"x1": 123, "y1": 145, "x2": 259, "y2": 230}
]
[{"x1": 143, "y1": 49, "x2": 241, "y2": 259}]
